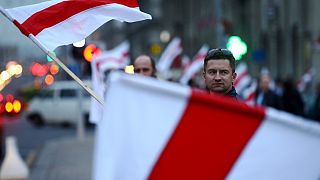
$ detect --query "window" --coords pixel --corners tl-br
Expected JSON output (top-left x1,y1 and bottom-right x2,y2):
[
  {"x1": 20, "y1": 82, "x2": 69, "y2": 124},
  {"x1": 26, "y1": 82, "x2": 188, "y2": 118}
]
[
  {"x1": 60, "y1": 89, "x2": 77, "y2": 98},
  {"x1": 38, "y1": 90, "x2": 54, "y2": 99}
]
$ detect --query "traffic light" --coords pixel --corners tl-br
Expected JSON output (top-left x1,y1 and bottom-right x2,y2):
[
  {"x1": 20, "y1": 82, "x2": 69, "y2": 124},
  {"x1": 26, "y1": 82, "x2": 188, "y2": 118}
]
[{"x1": 226, "y1": 36, "x2": 247, "y2": 60}]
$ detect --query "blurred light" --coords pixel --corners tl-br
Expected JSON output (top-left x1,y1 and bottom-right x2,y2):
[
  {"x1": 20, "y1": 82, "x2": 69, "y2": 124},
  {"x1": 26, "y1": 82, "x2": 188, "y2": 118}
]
[
  {"x1": 47, "y1": 51, "x2": 56, "y2": 62},
  {"x1": 125, "y1": 65, "x2": 134, "y2": 74},
  {"x1": 160, "y1": 30, "x2": 171, "y2": 43},
  {"x1": 73, "y1": 39, "x2": 86, "y2": 47},
  {"x1": 6, "y1": 61, "x2": 17, "y2": 70},
  {"x1": 6, "y1": 94, "x2": 14, "y2": 102},
  {"x1": 0, "y1": 103, "x2": 4, "y2": 114},
  {"x1": 83, "y1": 44, "x2": 101, "y2": 62},
  {"x1": 45, "y1": 74, "x2": 54, "y2": 85},
  {"x1": 31, "y1": 63, "x2": 48, "y2": 77},
  {"x1": 13, "y1": 100, "x2": 21, "y2": 113},
  {"x1": 5, "y1": 102, "x2": 13, "y2": 113},
  {"x1": 7, "y1": 64, "x2": 17, "y2": 76},
  {"x1": 50, "y1": 63, "x2": 59, "y2": 75},
  {"x1": 226, "y1": 36, "x2": 247, "y2": 60},
  {"x1": 150, "y1": 44, "x2": 162, "y2": 55},
  {"x1": 15, "y1": 64, "x2": 23, "y2": 77},
  {"x1": 0, "y1": 93, "x2": 3, "y2": 102},
  {"x1": 1, "y1": 71, "x2": 10, "y2": 81},
  {"x1": 34, "y1": 79, "x2": 41, "y2": 89}
]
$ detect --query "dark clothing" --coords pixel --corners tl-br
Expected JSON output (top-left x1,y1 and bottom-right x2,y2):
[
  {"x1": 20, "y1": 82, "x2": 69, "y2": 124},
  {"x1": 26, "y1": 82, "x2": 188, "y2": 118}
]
[
  {"x1": 312, "y1": 94, "x2": 320, "y2": 122},
  {"x1": 282, "y1": 88, "x2": 304, "y2": 116},
  {"x1": 254, "y1": 89, "x2": 283, "y2": 110},
  {"x1": 226, "y1": 86, "x2": 238, "y2": 99}
]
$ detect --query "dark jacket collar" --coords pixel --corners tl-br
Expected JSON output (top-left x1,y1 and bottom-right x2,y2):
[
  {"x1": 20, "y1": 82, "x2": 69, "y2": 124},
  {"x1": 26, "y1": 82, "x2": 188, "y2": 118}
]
[{"x1": 226, "y1": 86, "x2": 238, "y2": 99}]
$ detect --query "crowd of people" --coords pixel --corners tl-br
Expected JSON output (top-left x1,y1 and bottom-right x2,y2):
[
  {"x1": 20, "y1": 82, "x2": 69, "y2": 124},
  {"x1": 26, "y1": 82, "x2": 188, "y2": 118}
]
[{"x1": 131, "y1": 49, "x2": 320, "y2": 123}]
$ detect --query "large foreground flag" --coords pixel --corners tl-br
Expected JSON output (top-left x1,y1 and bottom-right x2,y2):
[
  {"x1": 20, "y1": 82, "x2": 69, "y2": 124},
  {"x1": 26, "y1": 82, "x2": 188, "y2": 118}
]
[
  {"x1": 5, "y1": 0, "x2": 152, "y2": 51},
  {"x1": 94, "y1": 72, "x2": 320, "y2": 180},
  {"x1": 90, "y1": 41, "x2": 130, "y2": 123}
]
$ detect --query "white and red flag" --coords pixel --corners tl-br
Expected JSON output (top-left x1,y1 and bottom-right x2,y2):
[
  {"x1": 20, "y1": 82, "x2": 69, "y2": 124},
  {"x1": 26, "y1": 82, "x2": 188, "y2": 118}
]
[
  {"x1": 5, "y1": 0, "x2": 151, "y2": 51},
  {"x1": 90, "y1": 41, "x2": 130, "y2": 123},
  {"x1": 297, "y1": 68, "x2": 314, "y2": 92},
  {"x1": 156, "y1": 37, "x2": 183, "y2": 74},
  {"x1": 94, "y1": 71, "x2": 320, "y2": 180},
  {"x1": 179, "y1": 44, "x2": 209, "y2": 85},
  {"x1": 234, "y1": 63, "x2": 252, "y2": 94}
]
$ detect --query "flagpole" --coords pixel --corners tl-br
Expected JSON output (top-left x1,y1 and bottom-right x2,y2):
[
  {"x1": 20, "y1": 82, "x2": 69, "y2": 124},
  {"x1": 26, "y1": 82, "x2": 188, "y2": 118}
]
[{"x1": 0, "y1": 6, "x2": 104, "y2": 105}]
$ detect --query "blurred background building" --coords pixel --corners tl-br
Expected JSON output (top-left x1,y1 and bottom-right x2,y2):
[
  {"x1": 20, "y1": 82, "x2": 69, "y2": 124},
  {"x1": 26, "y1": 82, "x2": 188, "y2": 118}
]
[{"x1": 1, "y1": 0, "x2": 320, "y2": 92}]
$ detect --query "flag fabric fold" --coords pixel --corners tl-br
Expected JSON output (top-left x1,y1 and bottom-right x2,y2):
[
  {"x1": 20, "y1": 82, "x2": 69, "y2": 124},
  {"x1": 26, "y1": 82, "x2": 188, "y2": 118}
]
[
  {"x1": 94, "y1": 71, "x2": 320, "y2": 180},
  {"x1": 156, "y1": 37, "x2": 183, "y2": 74},
  {"x1": 6, "y1": 0, "x2": 152, "y2": 51},
  {"x1": 90, "y1": 41, "x2": 130, "y2": 123},
  {"x1": 179, "y1": 44, "x2": 209, "y2": 85}
]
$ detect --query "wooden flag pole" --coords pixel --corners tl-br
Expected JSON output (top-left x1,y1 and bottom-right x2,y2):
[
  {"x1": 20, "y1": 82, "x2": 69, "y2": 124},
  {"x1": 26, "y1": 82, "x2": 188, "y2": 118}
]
[{"x1": 0, "y1": 6, "x2": 104, "y2": 105}]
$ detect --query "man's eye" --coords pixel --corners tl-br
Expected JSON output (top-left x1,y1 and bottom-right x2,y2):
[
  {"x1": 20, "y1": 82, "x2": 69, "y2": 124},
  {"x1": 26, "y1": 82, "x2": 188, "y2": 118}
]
[{"x1": 221, "y1": 70, "x2": 229, "y2": 75}]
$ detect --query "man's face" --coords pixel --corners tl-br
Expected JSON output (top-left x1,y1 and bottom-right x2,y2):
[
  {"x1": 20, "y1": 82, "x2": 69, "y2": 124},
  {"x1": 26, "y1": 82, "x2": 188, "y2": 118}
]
[
  {"x1": 203, "y1": 59, "x2": 236, "y2": 94},
  {"x1": 134, "y1": 56, "x2": 154, "y2": 77},
  {"x1": 259, "y1": 75, "x2": 270, "y2": 91}
]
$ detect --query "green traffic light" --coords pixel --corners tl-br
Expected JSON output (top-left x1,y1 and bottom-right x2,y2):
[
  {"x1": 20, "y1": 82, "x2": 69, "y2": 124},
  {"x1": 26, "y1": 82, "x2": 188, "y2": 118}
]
[{"x1": 226, "y1": 36, "x2": 247, "y2": 60}]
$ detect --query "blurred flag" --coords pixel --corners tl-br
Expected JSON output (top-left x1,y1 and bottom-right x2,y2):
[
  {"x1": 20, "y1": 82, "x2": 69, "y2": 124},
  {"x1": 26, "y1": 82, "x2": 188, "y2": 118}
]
[
  {"x1": 181, "y1": 55, "x2": 190, "y2": 69},
  {"x1": 90, "y1": 41, "x2": 130, "y2": 123},
  {"x1": 241, "y1": 80, "x2": 257, "y2": 105},
  {"x1": 297, "y1": 68, "x2": 314, "y2": 92},
  {"x1": 234, "y1": 63, "x2": 252, "y2": 94},
  {"x1": 6, "y1": 0, "x2": 151, "y2": 51},
  {"x1": 94, "y1": 71, "x2": 320, "y2": 180},
  {"x1": 179, "y1": 44, "x2": 209, "y2": 85},
  {"x1": 157, "y1": 37, "x2": 183, "y2": 73}
]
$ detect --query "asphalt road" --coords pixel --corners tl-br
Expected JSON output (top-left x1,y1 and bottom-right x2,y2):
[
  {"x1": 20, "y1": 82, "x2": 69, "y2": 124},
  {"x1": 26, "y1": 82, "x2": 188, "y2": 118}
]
[{"x1": 1, "y1": 113, "x2": 94, "y2": 162}]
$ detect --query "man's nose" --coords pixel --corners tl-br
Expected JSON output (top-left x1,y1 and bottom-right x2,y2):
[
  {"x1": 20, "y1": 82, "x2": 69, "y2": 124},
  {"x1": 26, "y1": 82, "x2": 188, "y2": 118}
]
[{"x1": 214, "y1": 72, "x2": 222, "y2": 79}]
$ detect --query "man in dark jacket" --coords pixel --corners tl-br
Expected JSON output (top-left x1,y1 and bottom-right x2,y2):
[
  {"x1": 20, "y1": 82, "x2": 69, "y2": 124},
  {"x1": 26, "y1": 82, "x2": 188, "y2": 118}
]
[
  {"x1": 203, "y1": 48, "x2": 238, "y2": 99},
  {"x1": 254, "y1": 74, "x2": 282, "y2": 109}
]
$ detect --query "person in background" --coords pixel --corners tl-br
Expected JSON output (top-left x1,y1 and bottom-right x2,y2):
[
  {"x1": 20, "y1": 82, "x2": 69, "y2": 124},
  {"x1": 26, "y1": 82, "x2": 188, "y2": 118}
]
[
  {"x1": 133, "y1": 55, "x2": 157, "y2": 77},
  {"x1": 282, "y1": 78, "x2": 305, "y2": 116},
  {"x1": 203, "y1": 48, "x2": 238, "y2": 99},
  {"x1": 311, "y1": 82, "x2": 320, "y2": 122},
  {"x1": 254, "y1": 74, "x2": 282, "y2": 110}
]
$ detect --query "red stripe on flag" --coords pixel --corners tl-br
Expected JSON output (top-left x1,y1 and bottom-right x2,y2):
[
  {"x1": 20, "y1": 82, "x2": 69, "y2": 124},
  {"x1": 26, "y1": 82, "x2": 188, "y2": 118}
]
[
  {"x1": 149, "y1": 90, "x2": 265, "y2": 179},
  {"x1": 22, "y1": 0, "x2": 138, "y2": 36},
  {"x1": 234, "y1": 70, "x2": 248, "y2": 87}
]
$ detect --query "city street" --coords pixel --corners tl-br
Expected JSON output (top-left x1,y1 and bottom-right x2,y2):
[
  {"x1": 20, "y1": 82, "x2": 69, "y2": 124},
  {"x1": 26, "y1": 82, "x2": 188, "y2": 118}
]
[{"x1": 1, "y1": 113, "x2": 94, "y2": 162}]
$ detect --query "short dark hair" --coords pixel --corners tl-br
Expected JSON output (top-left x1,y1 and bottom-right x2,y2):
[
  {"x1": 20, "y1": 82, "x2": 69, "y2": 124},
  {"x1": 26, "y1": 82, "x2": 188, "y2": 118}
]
[{"x1": 203, "y1": 48, "x2": 236, "y2": 72}]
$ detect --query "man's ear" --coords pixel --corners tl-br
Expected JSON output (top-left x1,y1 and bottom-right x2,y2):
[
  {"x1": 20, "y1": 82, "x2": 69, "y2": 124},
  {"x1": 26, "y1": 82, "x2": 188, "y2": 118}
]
[{"x1": 232, "y1": 72, "x2": 237, "y2": 82}]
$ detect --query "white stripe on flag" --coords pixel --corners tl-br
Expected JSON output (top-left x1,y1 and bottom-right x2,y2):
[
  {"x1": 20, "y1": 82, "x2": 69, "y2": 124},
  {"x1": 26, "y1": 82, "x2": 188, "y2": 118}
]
[
  {"x1": 157, "y1": 37, "x2": 182, "y2": 73},
  {"x1": 228, "y1": 108, "x2": 320, "y2": 180},
  {"x1": 7, "y1": 1, "x2": 151, "y2": 51}
]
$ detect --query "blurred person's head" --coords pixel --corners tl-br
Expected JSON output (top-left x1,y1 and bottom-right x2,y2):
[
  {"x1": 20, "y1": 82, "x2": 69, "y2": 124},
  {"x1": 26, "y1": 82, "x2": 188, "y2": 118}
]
[
  {"x1": 203, "y1": 48, "x2": 237, "y2": 95},
  {"x1": 133, "y1": 55, "x2": 156, "y2": 77},
  {"x1": 259, "y1": 74, "x2": 271, "y2": 92}
]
